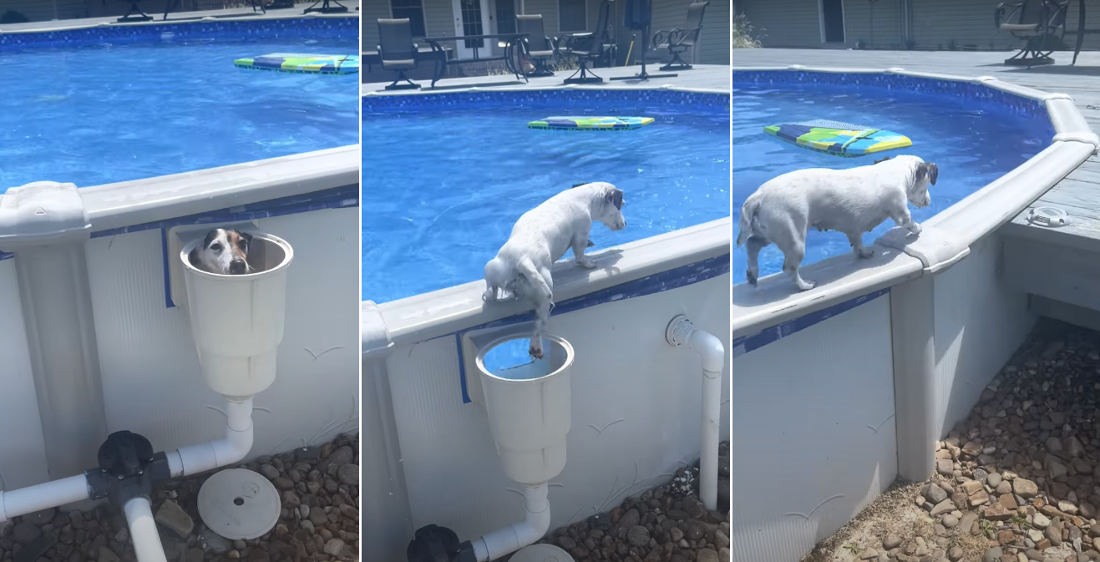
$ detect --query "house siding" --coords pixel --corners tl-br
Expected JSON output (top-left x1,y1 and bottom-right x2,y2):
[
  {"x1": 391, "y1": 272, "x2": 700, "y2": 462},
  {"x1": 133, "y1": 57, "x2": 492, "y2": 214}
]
[
  {"x1": 736, "y1": 0, "x2": 823, "y2": 48},
  {"x1": 737, "y1": 0, "x2": 1100, "y2": 52},
  {"x1": 362, "y1": 1, "x2": 394, "y2": 51},
  {"x1": 1, "y1": 0, "x2": 88, "y2": 22}
]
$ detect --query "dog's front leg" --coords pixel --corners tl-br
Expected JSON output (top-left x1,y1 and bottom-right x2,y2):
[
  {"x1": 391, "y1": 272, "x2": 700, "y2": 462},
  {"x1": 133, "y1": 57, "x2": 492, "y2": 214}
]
[
  {"x1": 572, "y1": 235, "x2": 597, "y2": 269},
  {"x1": 893, "y1": 208, "x2": 922, "y2": 236},
  {"x1": 846, "y1": 232, "x2": 874, "y2": 259}
]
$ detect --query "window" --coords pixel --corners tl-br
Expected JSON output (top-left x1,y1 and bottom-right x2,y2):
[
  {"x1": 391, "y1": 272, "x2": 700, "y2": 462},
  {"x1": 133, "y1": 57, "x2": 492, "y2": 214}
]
[
  {"x1": 391, "y1": 0, "x2": 426, "y2": 37},
  {"x1": 559, "y1": 0, "x2": 586, "y2": 32}
]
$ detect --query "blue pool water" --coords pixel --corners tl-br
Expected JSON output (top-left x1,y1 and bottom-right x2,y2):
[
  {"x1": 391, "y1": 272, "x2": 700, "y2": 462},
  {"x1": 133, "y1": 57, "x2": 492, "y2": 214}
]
[
  {"x1": 732, "y1": 72, "x2": 1054, "y2": 284},
  {"x1": 362, "y1": 90, "x2": 730, "y2": 302},
  {"x1": 0, "y1": 19, "x2": 357, "y2": 192}
]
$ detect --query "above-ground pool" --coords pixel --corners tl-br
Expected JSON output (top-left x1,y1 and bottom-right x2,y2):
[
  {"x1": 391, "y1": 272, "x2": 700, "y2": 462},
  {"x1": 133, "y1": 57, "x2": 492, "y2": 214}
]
[
  {"x1": 361, "y1": 89, "x2": 730, "y2": 302},
  {"x1": 0, "y1": 17, "x2": 358, "y2": 191},
  {"x1": 732, "y1": 71, "x2": 1055, "y2": 284}
]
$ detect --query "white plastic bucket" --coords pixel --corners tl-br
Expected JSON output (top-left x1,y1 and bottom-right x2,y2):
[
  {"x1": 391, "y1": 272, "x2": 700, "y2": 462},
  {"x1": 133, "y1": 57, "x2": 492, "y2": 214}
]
[
  {"x1": 180, "y1": 232, "x2": 293, "y2": 397},
  {"x1": 475, "y1": 335, "x2": 573, "y2": 485}
]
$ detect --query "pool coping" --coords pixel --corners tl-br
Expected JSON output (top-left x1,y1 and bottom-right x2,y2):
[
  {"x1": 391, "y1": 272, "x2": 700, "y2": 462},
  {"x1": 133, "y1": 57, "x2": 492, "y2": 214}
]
[
  {"x1": 362, "y1": 84, "x2": 730, "y2": 97},
  {"x1": 732, "y1": 65, "x2": 1099, "y2": 340},
  {"x1": 362, "y1": 217, "x2": 730, "y2": 354}
]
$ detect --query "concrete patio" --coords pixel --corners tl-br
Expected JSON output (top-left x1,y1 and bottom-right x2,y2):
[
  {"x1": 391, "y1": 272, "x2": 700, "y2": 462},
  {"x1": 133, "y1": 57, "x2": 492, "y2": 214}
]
[{"x1": 362, "y1": 62, "x2": 729, "y2": 96}]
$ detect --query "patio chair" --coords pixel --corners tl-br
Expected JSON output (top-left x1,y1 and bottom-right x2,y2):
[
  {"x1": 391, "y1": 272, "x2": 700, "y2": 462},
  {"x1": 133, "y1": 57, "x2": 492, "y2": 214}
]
[
  {"x1": 555, "y1": 0, "x2": 613, "y2": 84},
  {"x1": 378, "y1": 18, "x2": 421, "y2": 91},
  {"x1": 515, "y1": 14, "x2": 556, "y2": 77},
  {"x1": 652, "y1": 1, "x2": 709, "y2": 71},
  {"x1": 304, "y1": 0, "x2": 348, "y2": 14},
  {"x1": 112, "y1": 0, "x2": 152, "y2": 22},
  {"x1": 995, "y1": 0, "x2": 1069, "y2": 66}
]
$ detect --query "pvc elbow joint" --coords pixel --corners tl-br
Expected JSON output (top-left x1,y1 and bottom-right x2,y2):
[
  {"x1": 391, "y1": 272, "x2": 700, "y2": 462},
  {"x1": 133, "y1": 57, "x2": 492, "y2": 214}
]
[{"x1": 471, "y1": 483, "x2": 551, "y2": 562}]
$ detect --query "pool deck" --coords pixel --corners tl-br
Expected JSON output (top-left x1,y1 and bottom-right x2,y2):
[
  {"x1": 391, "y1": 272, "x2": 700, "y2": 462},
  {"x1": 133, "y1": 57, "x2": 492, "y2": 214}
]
[
  {"x1": 361, "y1": 63, "x2": 730, "y2": 95},
  {"x1": 734, "y1": 48, "x2": 1100, "y2": 325},
  {"x1": 0, "y1": 1, "x2": 359, "y2": 32}
]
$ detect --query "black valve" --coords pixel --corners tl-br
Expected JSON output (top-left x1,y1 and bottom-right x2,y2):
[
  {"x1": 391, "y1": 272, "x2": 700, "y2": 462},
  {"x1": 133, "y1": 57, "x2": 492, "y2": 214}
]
[
  {"x1": 407, "y1": 525, "x2": 476, "y2": 562},
  {"x1": 85, "y1": 431, "x2": 171, "y2": 508}
]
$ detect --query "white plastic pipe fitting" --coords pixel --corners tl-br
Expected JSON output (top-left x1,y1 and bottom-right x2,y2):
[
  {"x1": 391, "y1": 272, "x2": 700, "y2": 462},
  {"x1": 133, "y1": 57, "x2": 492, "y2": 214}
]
[
  {"x1": 0, "y1": 474, "x2": 90, "y2": 523},
  {"x1": 123, "y1": 497, "x2": 168, "y2": 562},
  {"x1": 666, "y1": 314, "x2": 726, "y2": 512},
  {"x1": 167, "y1": 397, "x2": 254, "y2": 478},
  {"x1": 471, "y1": 482, "x2": 552, "y2": 562}
]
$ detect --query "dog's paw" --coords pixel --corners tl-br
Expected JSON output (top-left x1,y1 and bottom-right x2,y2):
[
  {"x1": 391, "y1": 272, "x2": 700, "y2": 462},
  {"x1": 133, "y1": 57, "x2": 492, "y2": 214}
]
[
  {"x1": 908, "y1": 223, "x2": 922, "y2": 236},
  {"x1": 795, "y1": 279, "x2": 816, "y2": 291},
  {"x1": 747, "y1": 270, "x2": 758, "y2": 286},
  {"x1": 576, "y1": 257, "x2": 597, "y2": 269},
  {"x1": 528, "y1": 343, "x2": 544, "y2": 359},
  {"x1": 856, "y1": 247, "x2": 874, "y2": 259}
]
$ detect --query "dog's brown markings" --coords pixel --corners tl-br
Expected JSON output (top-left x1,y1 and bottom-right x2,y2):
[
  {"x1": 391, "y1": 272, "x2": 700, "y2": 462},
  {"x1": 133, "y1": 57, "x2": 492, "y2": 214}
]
[{"x1": 225, "y1": 230, "x2": 251, "y2": 264}]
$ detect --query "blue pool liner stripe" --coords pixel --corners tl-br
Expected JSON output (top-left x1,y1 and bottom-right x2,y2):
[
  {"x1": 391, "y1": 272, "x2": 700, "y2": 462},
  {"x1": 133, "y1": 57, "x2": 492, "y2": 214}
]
[
  {"x1": 732, "y1": 287, "x2": 889, "y2": 358},
  {"x1": 456, "y1": 253, "x2": 730, "y2": 403},
  {"x1": 732, "y1": 70, "x2": 1046, "y2": 118},
  {"x1": 0, "y1": 16, "x2": 357, "y2": 50},
  {"x1": 364, "y1": 89, "x2": 729, "y2": 114}
]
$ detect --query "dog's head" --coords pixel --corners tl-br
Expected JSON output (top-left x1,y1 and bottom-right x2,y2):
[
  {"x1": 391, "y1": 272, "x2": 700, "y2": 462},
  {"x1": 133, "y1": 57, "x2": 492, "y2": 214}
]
[
  {"x1": 588, "y1": 182, "x2": 626, "y2": 231},
  {"x1": 188, "y1": 228, "x2": 252, "y2": 274},
  {"x1": 905, "y1": 158, "x2": 937, "y2": 208}
]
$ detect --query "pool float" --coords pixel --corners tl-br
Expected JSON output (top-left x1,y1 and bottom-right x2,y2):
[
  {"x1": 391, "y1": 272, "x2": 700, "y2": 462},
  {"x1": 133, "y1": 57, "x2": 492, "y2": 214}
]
[
  {"x1": 233, "y1": 53, "x2": 359, "y2": 74},
  {"x1": 764, "y1": 120, "x2": 911, "y2": 157},
  {"x1": 528, "y1": 116, "x2": 654, "y2": 130}
]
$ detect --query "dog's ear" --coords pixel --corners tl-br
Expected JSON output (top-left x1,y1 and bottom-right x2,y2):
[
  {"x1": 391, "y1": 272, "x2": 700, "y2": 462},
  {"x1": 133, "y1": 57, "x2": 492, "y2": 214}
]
[
  {"x1": 572, "y1": 182, "x2": 587, "y2": 188},
  {"x1": 916, "y1": 162, "x2": 938, "y2": 186},
  {"x1": 606, "y1": 188, "x2": 623, "y2": 210},
  {"x1": 188, "y1": 247, "x2": 200, "y2": 269},
  {"x1": 203, "y1": 229, "x2": 220, "y2": 249}
]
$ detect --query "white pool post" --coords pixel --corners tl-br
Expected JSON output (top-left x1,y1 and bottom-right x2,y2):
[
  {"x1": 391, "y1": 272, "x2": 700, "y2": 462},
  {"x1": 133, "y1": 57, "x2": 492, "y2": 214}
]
[
  {"x1": 891, "y1": 275, "x2": 938, "y2": 481},
  {"x1": 665, "y1": 314, "x2": 725, "y2": 512},
  {"x1": 0, "y1": 181, "x2": 107, "y2": 479}
]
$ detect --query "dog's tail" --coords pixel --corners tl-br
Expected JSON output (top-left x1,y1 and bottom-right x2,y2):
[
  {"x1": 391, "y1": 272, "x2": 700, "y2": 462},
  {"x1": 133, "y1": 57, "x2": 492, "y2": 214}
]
[{"x1": 736, "y1": 195, "x2": 760, "y2": 247}]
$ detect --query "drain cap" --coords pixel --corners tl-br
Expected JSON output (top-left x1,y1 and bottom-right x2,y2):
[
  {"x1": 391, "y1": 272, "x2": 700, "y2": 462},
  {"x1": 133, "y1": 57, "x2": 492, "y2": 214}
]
[
  {"x1": 509, "y1": 544, "x2": 575, "y2": 562},
  {"x1": 1027, "y1": 206, "x2": 1069, "y2": 227},
  {"x1": 197, "y1": 468, "x2": 281, "y2": 540}
]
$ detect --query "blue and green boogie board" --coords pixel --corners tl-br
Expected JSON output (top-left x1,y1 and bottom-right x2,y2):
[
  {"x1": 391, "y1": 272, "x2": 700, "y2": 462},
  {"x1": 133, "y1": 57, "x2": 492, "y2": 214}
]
[
  {"x1": 528, "y1": 116, "x2": 654, "y2": 130},
  {"x1": 233, "y1": 53, "x2": 359, "y2": 74},
  {"x1": 764, "y1": 119, "x2": 912, "y2": 157}
]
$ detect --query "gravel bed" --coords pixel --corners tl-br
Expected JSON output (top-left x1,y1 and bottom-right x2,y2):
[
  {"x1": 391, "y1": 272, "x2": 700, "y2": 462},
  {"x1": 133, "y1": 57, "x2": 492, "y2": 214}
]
[
  {"x1": 534, "y1": 441, "x2": 731, "y2": 562},
  {"x1": 804, "y1": 320, "x2": 1100, "y2": 562},
  {"x1": 0, "y1": 433, "x2": 359, "y2": 562}
]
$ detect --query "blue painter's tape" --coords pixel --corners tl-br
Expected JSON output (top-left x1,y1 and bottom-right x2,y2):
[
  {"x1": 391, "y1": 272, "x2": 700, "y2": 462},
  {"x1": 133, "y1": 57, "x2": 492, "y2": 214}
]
[
  {"x1": 732, "y1": 287, "x2": 889, "y2": 358},
  {"x1": 0, "y1": 251, "x2": 11, "y2": 261},
  {"x1": 456, "y1": 253, "x2": 730, "y2": 403}
]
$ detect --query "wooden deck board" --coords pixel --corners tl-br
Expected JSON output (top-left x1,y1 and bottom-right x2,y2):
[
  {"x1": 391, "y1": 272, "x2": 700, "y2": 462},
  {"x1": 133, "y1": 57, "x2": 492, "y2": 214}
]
[{"x1": 735, "y1": 48, "x2": 1100, "y2": 246}]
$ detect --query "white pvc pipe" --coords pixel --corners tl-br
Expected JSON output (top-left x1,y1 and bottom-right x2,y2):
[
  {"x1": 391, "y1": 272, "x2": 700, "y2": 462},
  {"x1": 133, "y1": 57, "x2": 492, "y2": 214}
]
[
  {"x1": 166, "y1": 397, "x2": 254, "y2": 478},
  {"x1": 123, "y1": 497, "x2": 168, "y2": 562},
  {"x1": 0, "y1": 474, "x2": 90, "y2": 523},
  {"x1": 471, "y1": 482, "x2": 551, "y2": 562},
  {"x1": 667, "y1": 315, "x2": 726, "y2": 512}
]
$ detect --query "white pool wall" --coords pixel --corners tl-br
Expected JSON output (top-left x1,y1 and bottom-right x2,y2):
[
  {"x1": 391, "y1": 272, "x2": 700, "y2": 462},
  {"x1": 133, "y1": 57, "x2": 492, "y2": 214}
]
[
  {"x1": 363, "y1": 217, "x2": 731, "y2": 562},
  {"x1": 732, "y1": 67, "x2": 1099, "y2": 562},
  {"x1": 0, "y1": 146, "x2": 359, "y2": 487}
]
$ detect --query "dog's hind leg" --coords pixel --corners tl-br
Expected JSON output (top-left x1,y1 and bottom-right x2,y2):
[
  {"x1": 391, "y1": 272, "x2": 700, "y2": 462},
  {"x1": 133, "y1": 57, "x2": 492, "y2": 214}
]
[
  {"x1": 776, "y1": 236, "x2": 814, "y2": 291},
  {"x1": 847, "y1": 232, "x2": 874, "y2": 259},
  {"x1": 517, "y1": 257, "x2": 554, "y2": 359},
  {"x1": 745, "y1": 236, "x2": 767, "y2": 286}
]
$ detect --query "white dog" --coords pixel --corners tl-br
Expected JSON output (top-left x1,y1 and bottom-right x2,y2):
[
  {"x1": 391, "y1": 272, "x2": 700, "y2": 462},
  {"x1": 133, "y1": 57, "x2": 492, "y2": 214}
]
[
  {"x1": 188, "y1": 228, "x2": 253, "y2": 275},
  {"x1": 484, "y1": 182, "x2": 626, "y2": 358},
  {"x1": 736, "y1": 155, "x2": 937, "y2": 291}
]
